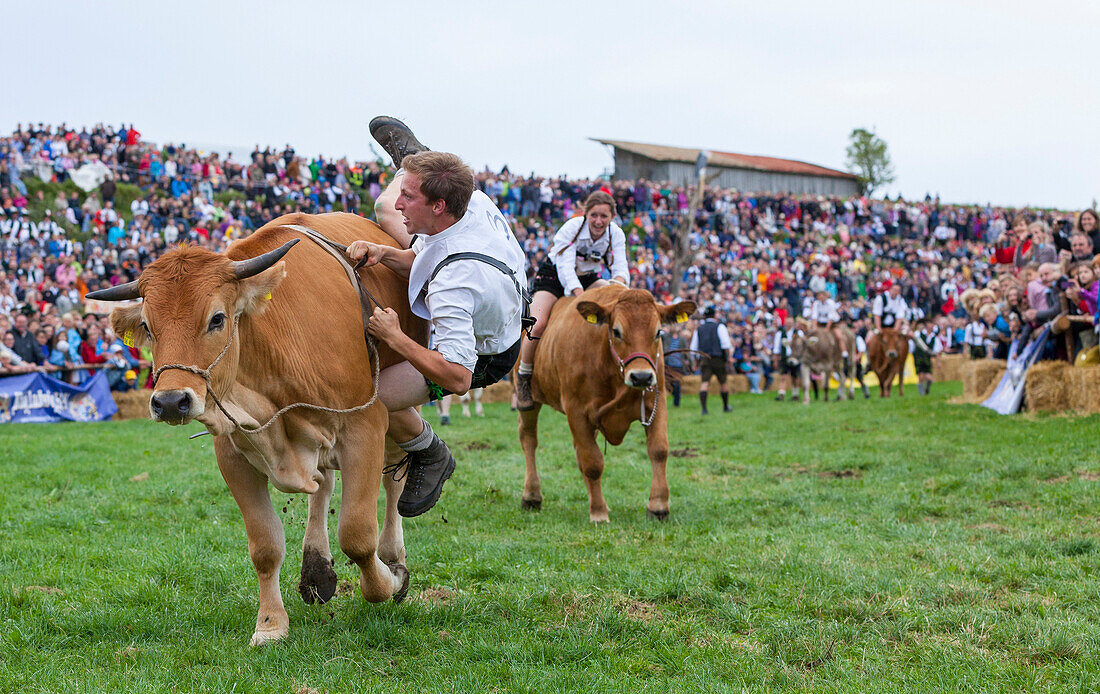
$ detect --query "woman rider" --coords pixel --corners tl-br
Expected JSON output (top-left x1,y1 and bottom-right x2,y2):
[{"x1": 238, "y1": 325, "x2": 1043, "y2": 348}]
[{"x1": 514, "y1": 190, "x2": 628, "y2": 410}]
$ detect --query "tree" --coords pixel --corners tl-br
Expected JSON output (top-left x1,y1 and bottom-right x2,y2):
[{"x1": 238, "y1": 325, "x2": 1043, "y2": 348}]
[{"x1": 845, "y1": 128, "x2": 895, "y2": 196}]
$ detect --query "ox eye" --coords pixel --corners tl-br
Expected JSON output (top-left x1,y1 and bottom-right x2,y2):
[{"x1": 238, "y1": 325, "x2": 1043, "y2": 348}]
[
  {"x1": 208, "y1": 312, "x2": 226, "y2": 332},
  {"x1": 612, "y1": 326, "x2": 623, "y2": 340},
  {"x1": 140, "y1": 321, "x2": 154, "y2": 341}
]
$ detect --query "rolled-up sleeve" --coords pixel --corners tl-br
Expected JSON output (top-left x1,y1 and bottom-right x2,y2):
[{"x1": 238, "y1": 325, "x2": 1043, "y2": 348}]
[
  {"x1": 609, "y1": 225, "x2": 629, "y2": 281},
  {"x1": 425, "y1": 280, "x2": 478, "y2": 373}
]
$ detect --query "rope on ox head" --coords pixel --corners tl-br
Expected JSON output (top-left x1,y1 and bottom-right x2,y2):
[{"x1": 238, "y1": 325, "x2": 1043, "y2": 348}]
[
  {"x1": 155, "y1": 316, "x2": 382, "y2": 437},
  {"x1": 603, "y1": 331, "x2": 660, "y2": 428}
]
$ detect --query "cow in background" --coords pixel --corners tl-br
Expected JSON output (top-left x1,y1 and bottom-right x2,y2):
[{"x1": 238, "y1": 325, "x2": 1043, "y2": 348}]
[
  {"x1": 867, "y1": 328, "x2": 909, "y2": 397},
  {"x1": 789, "y1": 324, "x2": 857, "y2": 404},
  {"x1": 516, "y1": 284, "x2": 694, "y2": 523}
]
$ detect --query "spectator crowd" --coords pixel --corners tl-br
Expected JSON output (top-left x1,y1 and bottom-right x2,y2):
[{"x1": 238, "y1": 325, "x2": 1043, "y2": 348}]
[{"x1": 2, "y1": 122, "x2": 1098, "y2": 395}]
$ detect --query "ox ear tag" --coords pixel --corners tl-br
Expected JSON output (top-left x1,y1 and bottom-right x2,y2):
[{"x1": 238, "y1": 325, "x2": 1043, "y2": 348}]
[
  {"x1": 676, "y1": 313, "x2": 689, "y2": 323},
  {"x1": 586, "y1": 314, "x2": 598, "y2": 324},
  {"x1": 122, "y1": 330, "x2": 135, "y2": 348},
  {"x1": 264, "y1": 292, "x2": 272, "y2": 301}
]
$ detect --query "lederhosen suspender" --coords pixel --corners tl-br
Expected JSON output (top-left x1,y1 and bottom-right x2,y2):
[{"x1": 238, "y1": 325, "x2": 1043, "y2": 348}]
[{"x1": 428, "y1": 252, "x2": 536, "y2": 339}]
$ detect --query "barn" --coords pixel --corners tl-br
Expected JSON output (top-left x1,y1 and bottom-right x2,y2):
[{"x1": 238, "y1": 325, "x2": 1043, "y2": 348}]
[{"x1": 592, "y1": 138, "x2": 862, "y2": 197}]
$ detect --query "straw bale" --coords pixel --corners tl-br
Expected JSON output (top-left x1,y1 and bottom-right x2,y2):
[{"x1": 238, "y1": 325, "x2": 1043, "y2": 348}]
[
  {"x1": 934, "y1": 353, "x2": 967, "y2": 382},
  {"x1": 1066, "y1": 366, "x2": 1100, "y2": 414},
  {"x1": 1024, "y1": 361, "x2": 1069, "y2": 412},
  {"x1": 112, "y1": 391, "x2": 152, "y2": 420},
  {"x1": 961, "y1": 359, "x2": 1006, "y2": 402}
]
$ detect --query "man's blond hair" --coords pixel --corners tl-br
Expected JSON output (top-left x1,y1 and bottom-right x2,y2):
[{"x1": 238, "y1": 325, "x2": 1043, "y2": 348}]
[{"x1": 402, "y1": 151, "x2": 475, "y2": 219}]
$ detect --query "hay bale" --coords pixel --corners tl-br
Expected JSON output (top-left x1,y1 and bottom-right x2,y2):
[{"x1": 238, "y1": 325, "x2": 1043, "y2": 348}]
[
  {"x1": 1066, "y1": 366, "x2": 1100, "y2": 414},
  {"x1": 1024, "y1": 361, "x2": 1069, "y2": 412},
  {"x1": 934, "y1": 353, "x2": 967, "y2": 382},
  {"x1": 112, "y1": 391, "x2": 152, "y2": 420},
  {"x1": 961, "y1": 359, "x2": 1006, "y2": 402}
]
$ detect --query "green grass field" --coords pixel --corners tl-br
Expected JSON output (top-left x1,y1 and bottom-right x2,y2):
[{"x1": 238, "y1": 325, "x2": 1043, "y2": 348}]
[{"x1": 2, "y1": 384, "x2": 1100, "y2": 693}]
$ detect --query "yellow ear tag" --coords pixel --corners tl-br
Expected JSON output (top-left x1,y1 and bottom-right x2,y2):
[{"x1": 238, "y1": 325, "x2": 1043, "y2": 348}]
[
  {"x1": 676, "y1": 313, "x2": 689, "y2": 323},
  {"x1": 586, "y1": 314, "x2": 598, "y2": 324},
  {"x1": 264, "y1": 292, "x2": 272, "y2": 301},
  {"x1": 122, "y1": 330, "x2": 135, "y2": 347}
]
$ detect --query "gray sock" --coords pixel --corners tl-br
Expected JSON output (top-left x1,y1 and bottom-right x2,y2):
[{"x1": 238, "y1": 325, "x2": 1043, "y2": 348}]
[{"x1": 398, "y1": 420, "x2": 434, "y2": 452}]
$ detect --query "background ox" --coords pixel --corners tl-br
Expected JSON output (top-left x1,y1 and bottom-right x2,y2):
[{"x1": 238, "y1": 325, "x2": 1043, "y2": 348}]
[
  {"x1": 517, "y1": 284, "x2": 694, "y2": 523},
  {"x1": 90, "y1": 213, "x2": 426, "y2": 646}
]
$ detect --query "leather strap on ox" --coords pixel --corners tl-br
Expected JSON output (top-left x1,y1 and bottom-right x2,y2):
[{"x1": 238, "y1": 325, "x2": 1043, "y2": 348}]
[{"x1": 606, "y1": 332, "x2": 660, "y2": 428}]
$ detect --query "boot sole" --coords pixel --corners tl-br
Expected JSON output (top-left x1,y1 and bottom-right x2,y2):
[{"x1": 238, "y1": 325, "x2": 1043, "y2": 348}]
[{"x1": 397, "y1": 454, "x2": 456, "y2": 518}]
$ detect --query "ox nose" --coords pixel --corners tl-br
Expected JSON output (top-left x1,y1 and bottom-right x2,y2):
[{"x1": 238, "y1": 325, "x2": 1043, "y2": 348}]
[
  {"x1": 628, "y1": 371, "x2": 656, "y2": 389},
  {"x1": 151, "y1": 390, "x2": 192, "y2": 423},
  {"x1": 886, "y1": 350, "x2": 898, "y2": 360}
]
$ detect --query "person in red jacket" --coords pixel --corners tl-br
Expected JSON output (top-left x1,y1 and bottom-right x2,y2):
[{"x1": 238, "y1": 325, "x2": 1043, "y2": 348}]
[{"x1": 993, "y1": 215, "x2": 1030, "y2": 265}]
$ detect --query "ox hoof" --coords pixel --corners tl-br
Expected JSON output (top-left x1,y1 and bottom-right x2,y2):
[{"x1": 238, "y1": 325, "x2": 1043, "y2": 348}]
[
  {"x1": 298, "y1": 548, "x2": 338, "y2": 605},
  {"x1": 589, "y1": 511, "x2": 610, "y2": 524},
  {"x1": 249, "y1": 623, "x2": 289, "y2": 647},
  {"x1": 646, "y1": 509, "x2": 670, "y2": 522},
  {"x1": 387, "y1": 562, "x2": 410, "y2": 604},
  {"x1": 520, "y1": 498, "x2": 542, "y2": 511}
]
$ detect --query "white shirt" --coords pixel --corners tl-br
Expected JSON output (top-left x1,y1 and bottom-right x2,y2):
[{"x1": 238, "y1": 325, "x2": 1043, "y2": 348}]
[
  {"x1": 809, "y1": 298, "x2": 841, "y2": 324},
  {"x1": 550, "y1": 217, "x2": 628, "y2": 295},
  {"x1": 873, "y1": 293, "x2": 910, "y2": 323},
  {"x1": 408, "y1": 190, "x2": 526, "y2": 372}
]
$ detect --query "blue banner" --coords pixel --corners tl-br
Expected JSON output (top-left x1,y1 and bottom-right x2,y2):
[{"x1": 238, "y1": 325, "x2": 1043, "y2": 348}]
[{"x1": 0, "y1": 371, "x2": 118, "y2": 423}]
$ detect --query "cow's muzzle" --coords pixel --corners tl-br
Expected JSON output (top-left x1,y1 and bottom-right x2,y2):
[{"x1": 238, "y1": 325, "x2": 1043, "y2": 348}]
[
  {"x1": 886, "y1": 350, "x2": 899, "y2": 360},
  {"x1": 625, "y1": 369, "x2": 657, "y2": 390},
  {"x1": 150, "y1": 388, "x2": 204, "y2": 424}
]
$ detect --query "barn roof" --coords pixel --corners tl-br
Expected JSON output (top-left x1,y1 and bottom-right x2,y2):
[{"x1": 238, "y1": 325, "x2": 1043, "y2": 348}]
[{"x1": 591, "y1": 138, "x2": 859, "y2": 180}]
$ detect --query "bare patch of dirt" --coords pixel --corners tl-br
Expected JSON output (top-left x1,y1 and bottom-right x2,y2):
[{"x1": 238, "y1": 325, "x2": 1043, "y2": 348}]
[
  {"x1": 1078, "y1": 470, "x2": 1100, "y2": 481},
  {"x1": 1044, "y1": 475, "x2": 1071, "y2": 484},
  {"x1": 819, "y1": 469, "x2": 862, "y2": 479},
  {"x1": 334, "y1": 580, "x2": 356, "y2": 597},
  {"x1": 129, "y1": 472, "x2": 149, "y2": 482},
  {"x1": 464, "y1": 441, "x2": 491, "y2": 451},
  {"x1": 417, "y1": 587, "x2": 456, "y2": 605},
  {"x1": 115, "y1": 646, "x2": 139, "y2": 660},
  {"x1": 617, "y1": 598, "x2": 659, "y2": 622},
  {"x1": 670, "y1": 447, "x2": 699, "y2": 458},
  {"x1": 26, "y1": 586, "x2": 62, "y2": 594},
  {"x1": 972, "y1": 523, "x2": 1009, "y2": 533}
]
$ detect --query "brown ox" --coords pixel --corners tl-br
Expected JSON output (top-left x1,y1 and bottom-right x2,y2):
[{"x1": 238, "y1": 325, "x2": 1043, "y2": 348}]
[
  {"x1": 89, "y1": 213, "x2": 426, "y2": 646},
  {"x1": 517, "y1": 284, "x2": 695, "y2": 523},
  {"x1": 866, "y1": 328, "x2": 909, "y2": 397}
]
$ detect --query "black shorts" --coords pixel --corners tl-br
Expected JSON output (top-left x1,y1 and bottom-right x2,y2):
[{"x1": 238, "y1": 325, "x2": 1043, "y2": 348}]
[
  {"x1": 700, "y1": 355, "x2": 728, "y2": 384},
  {"x1": 532, "y1": 259, "x2": 600, "y2": 298},
  {"x1": 779, "y1": 358, "x2": 799, "y2": 377},
  {"x1": 426, "y1": 339, "x2": 521, "y2": 400},
  {"x1": 913, "y1": 351, "x2": 933, "y2": 374}
]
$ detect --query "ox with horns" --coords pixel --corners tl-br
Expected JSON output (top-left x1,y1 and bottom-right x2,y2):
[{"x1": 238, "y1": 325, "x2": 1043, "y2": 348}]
[
  {"x1": 88, "y1": 213, "x2": 427, "y2": 646},
  {"x1": 516, "y1": 284, "x2": 695, "y2": 523}
]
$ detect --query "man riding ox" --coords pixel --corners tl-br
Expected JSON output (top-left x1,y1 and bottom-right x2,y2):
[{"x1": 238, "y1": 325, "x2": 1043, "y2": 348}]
[
  {"x1": 789, "y1": 322, "x2": 857, "y2": 404},
  {"x1": 87, "y1": 212, "x2": 427, "y2": 646},
  {"x1": 516, "y1": 284, "x2": 694, "y2": 523},
  {"x1": 868, "y1": 281, "x2": 912, "y2": 397}
]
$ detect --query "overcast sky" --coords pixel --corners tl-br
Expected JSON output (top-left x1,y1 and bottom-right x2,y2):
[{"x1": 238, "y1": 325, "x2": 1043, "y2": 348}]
[{"x1": 2, "y1": 0, "x2": 1096, "y2": 209}]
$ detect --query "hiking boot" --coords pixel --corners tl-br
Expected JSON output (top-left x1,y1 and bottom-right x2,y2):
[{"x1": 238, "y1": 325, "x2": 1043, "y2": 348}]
[
  {"x1": 384, "y1": 435, "x2": 456, "y2": 518},
  {"x1": 515, "y1": 372, "x2": 536, "y2": 411},
  {"x1": 369, "y1": 116, "x2": 429, "y2": 169}
]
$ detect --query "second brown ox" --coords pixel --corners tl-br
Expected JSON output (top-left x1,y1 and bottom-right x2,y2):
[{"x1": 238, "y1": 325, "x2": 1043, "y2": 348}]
[
  {"x1": 866, "y1": 327, "x2": 909, "y2": 397},
  {"x1": 517, "y1": 284, "x2": 695, "y2": 523}
]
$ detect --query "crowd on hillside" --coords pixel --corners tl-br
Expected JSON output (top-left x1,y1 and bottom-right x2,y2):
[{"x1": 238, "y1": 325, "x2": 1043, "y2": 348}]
[{"x1": 2, "y1": 122, "x2": 1098, "y2": 393}]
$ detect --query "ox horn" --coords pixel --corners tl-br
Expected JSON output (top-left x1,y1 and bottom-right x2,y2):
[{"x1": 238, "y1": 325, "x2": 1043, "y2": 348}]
[
  {"x1": 231, "y1": 239, "x2": 300, "y2": 279},
  {"x1": 85, "y1": 280, "x2": 141, "y2": 302}
]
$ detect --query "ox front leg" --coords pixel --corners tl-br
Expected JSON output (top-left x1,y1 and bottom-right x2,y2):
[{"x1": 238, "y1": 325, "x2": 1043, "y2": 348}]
[
  {"x1": 378, "y1": 438, "x2": 406, "y2": 566},
  {"x1": 298, "y1": 468, "x2": 337, "y2": 605},
  {"x1": 644, "y1": 401, "x2": 671, "y2": 521},
  {"x1": 800, "y1": 366, "x2": 811, "y2": 405},
  {"x1": 518, "y1": 405, "x2": 543, "y2": 510},
  {"x1": 897, "y1": 367, "x2": 905, "y2": 397},
  {"x1": 568, "y1": 411, "x2": 610, "y2": 523},
  {"x1": 215, "y1": 439, "x2": 289, "y2": 646},
  {"x1": 338, "y1": 414, "x2": 409, "y2": 604}
]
